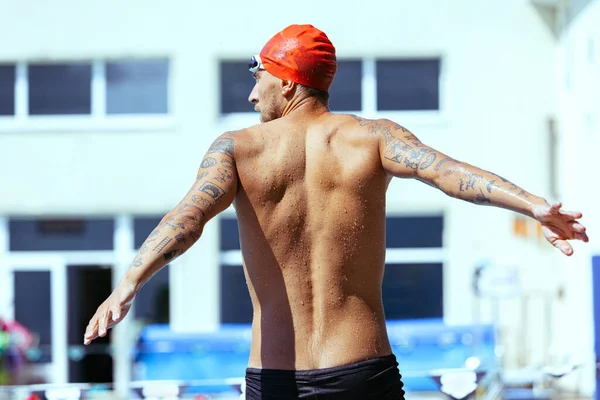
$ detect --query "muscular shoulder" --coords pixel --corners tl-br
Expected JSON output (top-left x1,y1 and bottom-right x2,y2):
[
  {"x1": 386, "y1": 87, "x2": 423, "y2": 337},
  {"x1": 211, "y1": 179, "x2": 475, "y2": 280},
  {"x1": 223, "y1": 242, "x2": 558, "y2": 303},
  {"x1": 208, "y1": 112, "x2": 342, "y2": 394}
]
[
  {"x1": 209, "y1": 128, "x2": 256, "y2": 158},
  {"x1": 347, "y1": 116, "x2": 410, "y2": 139}
]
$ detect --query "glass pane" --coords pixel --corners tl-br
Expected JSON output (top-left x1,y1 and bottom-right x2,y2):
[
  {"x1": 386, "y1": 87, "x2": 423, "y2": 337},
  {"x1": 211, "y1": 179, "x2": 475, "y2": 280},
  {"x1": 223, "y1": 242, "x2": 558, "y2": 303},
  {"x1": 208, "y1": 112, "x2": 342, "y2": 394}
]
[
  {"x1": 0, "y1": 64, "x2": 15, "y2": 116},
  {"x1": 67, "y1": 265, "x2": 114, "y2": 384},
  {"x1": 382, "y1": 263, "x2": 443, "y2": 319},
  {"x1": 133, "y1": 216, "x2": 163, "y2": 249},
  {"x1": 28, "y1": 63, "x2": 92, "y2": 115},
  {"x1": 220, "y1": 60, "x2": 255, "y2": 114},
  {"x1": 329, "y1": 60, "x2": 362, "y2": 112},
  {"x1": 220, "y1": 265, "x2": 252, "y2": 323},
  {"x1": 134, "y1": 265, "x2": 170, "y2": 324},
  {"x1": 376, "y1": 59, "x2": 440, "y2": 111},
  {"x1": 106, "y1": 59, "x2": 169, "y2": 114},
  {"x1": 13, "y1": 271, "x2": 52, "y2": 363},
  {"x1": 9, "y1": 218, "x2": 114, "y2": 251},
  {"x1": 386, "y1": 216, "x2": 443, "y2": 248},
  {"x1": 220, "y1": 217, "x2": 240, "y2": 251}
]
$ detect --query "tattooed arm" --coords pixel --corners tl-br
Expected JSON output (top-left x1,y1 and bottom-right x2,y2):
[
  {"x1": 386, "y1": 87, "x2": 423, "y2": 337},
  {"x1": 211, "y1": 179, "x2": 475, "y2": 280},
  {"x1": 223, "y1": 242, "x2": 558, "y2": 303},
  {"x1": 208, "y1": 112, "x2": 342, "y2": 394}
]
[
  {"x1": 370, "y1": 118, "x2": 588, "y2": 255},
  {"x1": 84, "y1": 133, "x2": 238, "y2": 344}
]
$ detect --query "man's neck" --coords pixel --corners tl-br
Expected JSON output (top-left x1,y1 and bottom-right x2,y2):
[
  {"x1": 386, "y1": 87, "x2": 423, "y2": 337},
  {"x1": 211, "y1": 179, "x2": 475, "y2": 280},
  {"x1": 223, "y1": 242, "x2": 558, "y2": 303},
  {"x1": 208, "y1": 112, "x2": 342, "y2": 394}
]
[{"x1": 281, "y1": 96, "x2": 329, "y2": 119}]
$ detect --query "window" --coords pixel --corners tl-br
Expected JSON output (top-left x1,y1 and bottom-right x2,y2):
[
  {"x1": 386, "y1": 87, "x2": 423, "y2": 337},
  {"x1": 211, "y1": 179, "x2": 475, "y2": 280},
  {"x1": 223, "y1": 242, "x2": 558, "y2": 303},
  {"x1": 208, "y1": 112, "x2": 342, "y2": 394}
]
[
  {"x1": 220, "y1": 60, "x2": 254, "y2": 114},
  {"x1": 329, "y1": 60, "x2": 362, "y2": 112},
  {"x1": 9, "y1": 218, "x2": 114, "y2": 251},
  {"x1": 382, "y1": 263, "x2": 443, "y2": 319},
  {"x1": 106, "y1": 59, "x2": 169, "y2": 114},
  {"x1": 14, "y1": 271, "x2": 52, "y2": 363},
  {"x1": 376, "y1": 59, "x2": 440, "y2": 111},
  {"x1": 219, "y1": 215, "x2": 445, "y2": 322},
  {"x1": 219, "y1": 59, "x2": 363, "y2": 114},
  {"x1": 385, "y1": 215, "x2": 444, "y2": 248},
  {"x1": 134, "y1": 216, "x2": 163, "y2": 249},
  {"x1": 220, "y1": 265, "x2": 253, "y2": 323},
  {"x1": 219, "y1": 216, "x2": 252, "y2": 323},
  {"x1": 0, "y1": 59, "x2": 170, "y2": 121},
  {"x1": 0, "y1": 64, "x2": 15, "y2": 116},
  {"x1": 134, "y1": 216, "x2": 171, "y2": 324},
  {"x1": 29, "y1": 63, "x2": 92, "y2": 115}
]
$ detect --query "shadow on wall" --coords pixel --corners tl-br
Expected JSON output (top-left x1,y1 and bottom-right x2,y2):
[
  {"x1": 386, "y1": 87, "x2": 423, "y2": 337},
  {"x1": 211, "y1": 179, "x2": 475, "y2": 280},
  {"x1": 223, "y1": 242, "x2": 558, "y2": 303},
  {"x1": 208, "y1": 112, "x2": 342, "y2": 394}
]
[{"x1": 532, "y1": 0, "x2": 597, "y2": 39}]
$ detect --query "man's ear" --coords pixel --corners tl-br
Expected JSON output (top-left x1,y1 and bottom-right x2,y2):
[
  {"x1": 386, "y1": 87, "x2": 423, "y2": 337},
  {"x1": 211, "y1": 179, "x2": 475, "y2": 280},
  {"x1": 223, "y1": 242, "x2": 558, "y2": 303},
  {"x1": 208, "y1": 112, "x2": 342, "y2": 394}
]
[{"x1": 281, "y1": 79, "x2": 297, "y2": 97}]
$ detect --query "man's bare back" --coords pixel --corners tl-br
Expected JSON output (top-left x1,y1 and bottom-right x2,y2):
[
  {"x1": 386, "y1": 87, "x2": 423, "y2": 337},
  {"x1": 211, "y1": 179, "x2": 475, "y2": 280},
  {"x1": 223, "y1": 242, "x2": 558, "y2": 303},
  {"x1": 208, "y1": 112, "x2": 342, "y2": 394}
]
[
  {"x1": 83, "y1": 23, "x2": 587, "y2": 399},
  {"x1": 234, "y1": 113, "x2": 391, "y2": 370}
]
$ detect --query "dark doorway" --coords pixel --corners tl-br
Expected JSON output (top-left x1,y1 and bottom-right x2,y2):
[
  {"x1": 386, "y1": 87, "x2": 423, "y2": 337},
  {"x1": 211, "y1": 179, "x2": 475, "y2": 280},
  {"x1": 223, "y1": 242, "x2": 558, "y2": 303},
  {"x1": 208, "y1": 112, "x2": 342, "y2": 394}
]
[{"x1": 67, "y1": 265, "x2": 113, "y2": 383}]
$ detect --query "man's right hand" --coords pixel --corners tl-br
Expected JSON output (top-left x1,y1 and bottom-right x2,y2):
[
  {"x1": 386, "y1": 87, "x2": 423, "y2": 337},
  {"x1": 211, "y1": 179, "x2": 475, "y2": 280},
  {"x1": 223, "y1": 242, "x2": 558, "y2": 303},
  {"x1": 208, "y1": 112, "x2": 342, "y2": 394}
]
[
  {"x1": 533, "y1": 201, "x2": 589, "y2": 256},
  {"x1": 83, "y1": 278, "x2": 137, "y2": 345}
]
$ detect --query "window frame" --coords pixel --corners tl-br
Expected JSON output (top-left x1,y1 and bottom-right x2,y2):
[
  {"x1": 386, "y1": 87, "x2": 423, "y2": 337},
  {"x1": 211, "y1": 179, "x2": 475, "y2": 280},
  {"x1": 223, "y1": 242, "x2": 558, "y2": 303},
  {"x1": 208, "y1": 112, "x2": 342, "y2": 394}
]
[
  {"x1": 217, "y1": 56, "x2": 447, "y2": 130},
  {"x1": 0, "y1": 58, "x2": 175, "y2": 133}
]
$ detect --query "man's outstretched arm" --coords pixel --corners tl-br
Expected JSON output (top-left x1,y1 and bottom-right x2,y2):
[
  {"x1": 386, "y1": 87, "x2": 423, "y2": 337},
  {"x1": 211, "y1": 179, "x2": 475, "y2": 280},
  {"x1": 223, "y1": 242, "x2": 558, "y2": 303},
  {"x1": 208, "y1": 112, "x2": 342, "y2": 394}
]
[
  {"x1": 373, "y1": 118, "x2": 588, "y2": 255},
  {"x1": 84, "y1": 133, "x2": 238, "y2": 344}
]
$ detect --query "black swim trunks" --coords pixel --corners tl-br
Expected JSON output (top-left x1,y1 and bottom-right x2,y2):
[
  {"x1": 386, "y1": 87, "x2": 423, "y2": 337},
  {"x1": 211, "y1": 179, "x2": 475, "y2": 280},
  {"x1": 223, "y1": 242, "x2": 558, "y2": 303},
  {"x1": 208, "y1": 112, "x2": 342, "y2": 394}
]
[{"x1": 244, "y1": 353, "x2": 405, "y2": 399}]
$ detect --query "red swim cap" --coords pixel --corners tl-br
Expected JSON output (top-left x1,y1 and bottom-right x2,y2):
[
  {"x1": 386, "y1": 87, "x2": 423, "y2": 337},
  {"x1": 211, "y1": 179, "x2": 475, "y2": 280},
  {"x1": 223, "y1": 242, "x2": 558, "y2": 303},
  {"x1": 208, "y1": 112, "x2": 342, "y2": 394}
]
[{"x1": 259, "y1": 24, "x2": 337, "y2": 92}]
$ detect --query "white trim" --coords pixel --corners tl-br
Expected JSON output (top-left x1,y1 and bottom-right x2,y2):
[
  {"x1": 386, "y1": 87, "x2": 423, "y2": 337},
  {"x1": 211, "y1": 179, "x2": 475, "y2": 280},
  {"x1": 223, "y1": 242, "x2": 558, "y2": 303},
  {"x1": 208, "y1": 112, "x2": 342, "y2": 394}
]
[
  {"x1": 50, "y1": 258, "x2": 68, "y2": 384},
  {"x1": 371, "y1": 110, "x2": 449, "y2": 128},
  {"x1": 362, "y1": 57, "x2": 377, "y2": 115},
  {"x1": 15, "y1": 62, "x2": 28, "y2": 119},
  {"x1": 7, "y1": 251, "x2": 121, "y2": 266},
  {"x1": 0, "y1": 217, "x2": 8, "y2": 254},
  {"x1": 0, "y1": 115, "x2": 178, "y2": 133},
  {"x1": 220, "y1": 247, "x2": 446, "y2": 266},
  {"x1": 113, "y1": 215, "x2": 134, "y2": 398},
  {"x1": 92, "y1": 60, "x2": 106, "y2": 118},
  {"x1": 385, "y1": 248, "x2": 447, "y2": 264},
  {"x1": 0, "y1": 217, "x2": 11, "y2": 320},
  {"x1": 5, "y1": 257, "x2": 68, "y2": 384}
]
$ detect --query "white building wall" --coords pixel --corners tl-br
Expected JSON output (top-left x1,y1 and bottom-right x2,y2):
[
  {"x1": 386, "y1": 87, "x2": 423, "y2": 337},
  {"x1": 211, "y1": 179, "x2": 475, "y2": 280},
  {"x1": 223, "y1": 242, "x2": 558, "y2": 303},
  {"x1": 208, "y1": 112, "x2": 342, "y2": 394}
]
[
  {"x1": 0, "y1": 0, "x2": 581, "y2": 381},
  {"x1": 554, "y1": 0, "x2": 600, "y2": 394}
]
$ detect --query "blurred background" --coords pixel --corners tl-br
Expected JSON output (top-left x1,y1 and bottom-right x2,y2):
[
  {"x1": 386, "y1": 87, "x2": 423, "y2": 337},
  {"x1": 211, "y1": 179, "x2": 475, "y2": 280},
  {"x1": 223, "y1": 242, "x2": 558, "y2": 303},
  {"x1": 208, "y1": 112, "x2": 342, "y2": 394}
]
[{"x1": 0, "y1": 0, "x2": 598, "y2": 399}]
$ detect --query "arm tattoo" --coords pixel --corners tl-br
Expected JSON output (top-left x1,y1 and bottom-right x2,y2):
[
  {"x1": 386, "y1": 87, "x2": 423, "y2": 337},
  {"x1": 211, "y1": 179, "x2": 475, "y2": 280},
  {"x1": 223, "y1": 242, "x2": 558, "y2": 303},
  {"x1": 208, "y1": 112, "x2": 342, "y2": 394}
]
[
  {"x1": 207, "y1": 137, "x2": 234, "y2": 157},
  {"x1": 484, "y1": 170, "x2": 518, "y2": 191},
  {"x1": 165, "y1": 217, "x2": 184, "y2": 230},
  {"x1": 132, "y1": 257, "x2": 143, "y2": 268},
  {"x1": 221, "y1": 158, "x2": 233, "y2": 169},
  {"x1": 215, "y1": 168, "x2": 233, "y2": 183},
  {"x1": 434, "y1": 158, "x2": 452, "y2": 172},
  {"x1": 147, "y1": 229, "x2": 160, "y2": 241},
  {"x1": 198, "y1": 181, "x2": 226, "y2": 201},
  {"x1": 351, "y1": 115, "x2": 373, "y2": 127},
  {"x1": 419, "y1": 152, "x2": 437, "y2": 170},
  {"x1": 392, "y1": 123, "x2": 410, "y2": 133},
  {"x1": 177, "y1": 203, "x2": 205, "y2": 215},
  {"x1": 192, "y1": 194, "x2": 213, "y2": 211},
  {"x1": 201, "y1": 157, "x2": 217, "y2": 168},
  {"x1": 459, "y1": 172, "x2": 484, "y2": 192},
  {"x1": 403, "y1": 148, "x2": 431, "y2": 170},
  {"x1": 153, "y1": 237, "x2": 172, "y2": 253},
  {"x1": 384, "y1": 137, "x2": 412, "y2": 164},
  {"x1": 401, "y1": 132, "x2": 422, "y2": 147},
  {"x1": 139, "y1": 243, "x2": 149, "y2": 254},
  {"x1": 196, "y1": 171, "x2": 209, "y2": 181},
  {"x1": 475, "y1": 189, "x2": 491, "y2": 204},
  {"x1": 163, "y1": 249, "x2": 182, "y2": 262},
  {"x1": 175, "y1": 233, "x2": 187, "y2": 244}
]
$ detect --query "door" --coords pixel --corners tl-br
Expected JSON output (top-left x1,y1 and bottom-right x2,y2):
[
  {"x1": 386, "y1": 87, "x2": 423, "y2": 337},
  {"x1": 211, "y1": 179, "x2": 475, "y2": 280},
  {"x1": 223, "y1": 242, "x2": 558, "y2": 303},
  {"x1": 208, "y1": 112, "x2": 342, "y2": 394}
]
[
  {"x1": 7, "y1": 257, "x2": 67, "y2": 385},
  {"x1": 67, "y1": 264, "x2": 113, "y2": 383}
]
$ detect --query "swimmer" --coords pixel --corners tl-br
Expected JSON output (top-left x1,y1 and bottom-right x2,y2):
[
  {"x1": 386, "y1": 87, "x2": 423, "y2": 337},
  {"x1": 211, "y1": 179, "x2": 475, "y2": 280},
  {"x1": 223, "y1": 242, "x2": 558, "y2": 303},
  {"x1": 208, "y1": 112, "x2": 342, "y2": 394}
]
[{"x1": 84, "y1": 24, "x2": 588, "y2": 399}]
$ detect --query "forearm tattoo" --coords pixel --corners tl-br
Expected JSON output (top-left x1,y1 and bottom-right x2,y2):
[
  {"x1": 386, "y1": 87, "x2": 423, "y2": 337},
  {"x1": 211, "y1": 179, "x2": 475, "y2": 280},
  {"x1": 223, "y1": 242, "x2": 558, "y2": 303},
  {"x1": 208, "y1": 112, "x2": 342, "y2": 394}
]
[{"x1": 131, "y1": 134, "x2": 236, "y2": 269}]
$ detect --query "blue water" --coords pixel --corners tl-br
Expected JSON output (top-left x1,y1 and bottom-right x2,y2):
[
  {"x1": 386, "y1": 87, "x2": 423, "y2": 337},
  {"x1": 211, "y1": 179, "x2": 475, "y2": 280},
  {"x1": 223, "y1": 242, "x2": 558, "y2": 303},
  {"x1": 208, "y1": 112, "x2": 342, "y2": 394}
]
[{"x1": 134, "y1": 319, "x2": 498, "y2": 393}]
